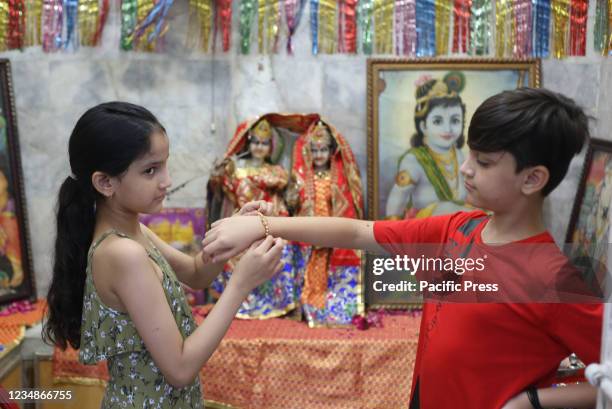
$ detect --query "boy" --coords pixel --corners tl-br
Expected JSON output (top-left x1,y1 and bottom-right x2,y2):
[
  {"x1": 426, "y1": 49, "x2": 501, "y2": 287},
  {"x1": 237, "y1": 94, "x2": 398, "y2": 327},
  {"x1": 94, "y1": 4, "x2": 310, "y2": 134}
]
[{"x1": 203, "y1": 88, "x2": 603, "y2": 408}]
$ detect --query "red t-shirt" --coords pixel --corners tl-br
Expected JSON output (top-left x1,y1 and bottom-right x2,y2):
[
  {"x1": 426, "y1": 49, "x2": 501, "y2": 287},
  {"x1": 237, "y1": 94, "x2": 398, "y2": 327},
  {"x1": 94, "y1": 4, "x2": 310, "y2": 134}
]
[{"x1": 374, "y1": 210, "x2": 603, "y2": 409}]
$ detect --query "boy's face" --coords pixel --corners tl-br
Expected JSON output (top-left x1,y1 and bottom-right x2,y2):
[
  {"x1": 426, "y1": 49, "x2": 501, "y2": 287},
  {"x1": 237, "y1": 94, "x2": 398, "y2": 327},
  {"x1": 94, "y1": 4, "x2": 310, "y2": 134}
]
[{"x1": 460, "y1": 149, "x2": 533, "y2": 211}]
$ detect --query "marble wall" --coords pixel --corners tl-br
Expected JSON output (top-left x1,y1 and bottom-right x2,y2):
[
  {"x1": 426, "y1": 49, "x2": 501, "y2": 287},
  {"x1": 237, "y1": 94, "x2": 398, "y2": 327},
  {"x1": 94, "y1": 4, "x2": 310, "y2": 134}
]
[{"x1": 1, "y1": 0, "x2": 611, "y2": 296}]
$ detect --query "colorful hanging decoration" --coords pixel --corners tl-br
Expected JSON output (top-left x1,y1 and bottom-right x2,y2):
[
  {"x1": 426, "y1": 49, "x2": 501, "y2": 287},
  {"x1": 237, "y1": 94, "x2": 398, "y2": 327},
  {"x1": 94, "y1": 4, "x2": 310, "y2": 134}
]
[
  {"x1": 568, "y1": 0, "x2": 587, "y2": 55},
  {"x1": 416, "y1": 0, "x2": 436, "y2": 56},
  {"x1": 7, "y1": 0, "x2": 25, "y2": 49},
  {"x1": 373, "y1": 0, "x2": 393, "y2": 53},
  {"x1": 452, "y1": 0, "x2": 470, "y2": 53},
  {"x1": 358, "y1": 0, "x2": 374, "y2": 54},
  {"x1": 0, "y1": 0, "x2": 8, "y2": 51},
  {"x1": 394, "y1": 0, "x2": 416, "y2": 56},
  {"x1": 285, "y1": 0, "x2": 306, "y2": 53},
  {"x1": 41, "y1": 0, "x2": 62, "y2": 51},
  {"x1": 311, "y1": 0, "x2": 319, "y2": 53},
  {"x1": 63, "y1": 0, "x2": 77, "y2": 49},
  {"x1": 214, "y1": 0, "x2": 232, "y2": 51},
  {"x1": 24, "y1": 0, "x2": 41, "y2": 46},
  {"x1": 593, "y1": 0, "x2": 609, "y2": 54},
  {"x1": 551, "y1": 0, "x2": 570, "y2": 58},
  {"x1": 317, "y1": 0, "x2": 336, "y2": 53},
  {"x1": 132, "y1": 0, "x2": 174, "y2": 51},
  {"x1": 435, "y1": 0, "x2": 451, "y2": 55},
  {"x1": 258, "y1": 0, "x2": 281, "y2": 53},
  {"x1": 513, "y1": 0, "x2": 532, "y2": 57},
  {"x1": 469, "y1": 0, "x2": 491, "y2": 55},
  {"x1": 495, "y1": 0, "x2": 512, "y2": 57},
  {"x1": 533, "y1": 0, "x2": 551, "y2": 57},
  {"x1": 187, "y1": 0, "x2": 213, "y2": 51},
  {"x1": 338, "y1": 0, "x2": 357, "y2": 52},
  {"x1": 120, "y1": 0, "x2": 137, "y2": 50},
  {"x1": 239, "y1": 0, "x2": 256, "y2": 53},
  {"x1": 78, "y1": 0, "x2": 99, "y2": 46}
]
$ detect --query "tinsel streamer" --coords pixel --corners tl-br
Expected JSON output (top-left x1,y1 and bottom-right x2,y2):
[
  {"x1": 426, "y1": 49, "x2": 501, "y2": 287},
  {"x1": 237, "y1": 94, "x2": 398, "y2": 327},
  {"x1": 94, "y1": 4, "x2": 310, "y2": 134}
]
[
  {"x1": 452, "y1": 0, "x2": 470, "y2": 53},
  {"x1": 317, "y1": 0, "x2": 335, "y2": 52},
  {"x1": 120, "y1": 0, "x2": 137, "y2": 50},
  {"x1": 594, "y1": 0, "x2": 608, "y2": 53},
  {"x1": 311, "y1": 0, "x2": 319, "y2": 53},
  {"x1": 258, "y1": 0, "x2": 265, "y2": 52},
  {"x1": 416, "y1": 0, "x2": 435, "y2": 56},
  {"x1": 187, "y1": 0, "x2": 212, "y2": 50},
  {"x1": 7, "y1": 0, "x2": 25, "y2": 49},
  {"x1": 495, "y1": 0, "x2": 511, "y2": 56},
  {"x1": 92, "y1": 0, "x2": 109, "y2": 45},
  {"x1": 435, "y1": 0, "x2": 451, "y2": 55},
  {"x1": 533, "y1": 0, "x2": 550, "y2": 57},
  {"x1": 568, "y1": 0, "x2": 587, "y2": 55},
  {"x1": 214, "y1": 0, "x2": 232, "y2": 51},
  {"x1": 267, "y1": 0, "x2": 281, "y2": 52},
  {"x1": 133, "y1": 0, "x2": 160, "y2": 51},
  {"x1": 468, "y1": 0, "x2": 490, "y2": 55},
  {"x1": 63, "y1": 0, "x2": 77, "y2": 49},
  {"x1": 41, "y1": 0, "x2": 62, "y2": 51},
  {"x1": 0, "y1": 0, "x2": 8, "y2": 50},
  {"x1": 513, "y1": 0, "x2": 532, "y2": 57},
  {"x1": 284, "y1": 0, "x2": 306, "y2": 53},
  {"x1": 551, "y1": 0, "x2": 570, "y2": 58},
  {"x1": 373, "y1": 0, "x2": 393, "y2": 53},
  {"x1": 24, "y1": 0, "x2": 41, "y2": 46},
  {"x1": 358, "y1": 0, "x2": 373, "y2": 53},
  {"x1": 78, "y1": 0, "x2": 99, "y2": 46},
  {"x1": 394, "y1": 0, "x2": 416, "y2": 55},
  {"x1": 608, "y1": 0, "x2": 612, "y2": 54},
  {"x1": 239, "y1": 0, "x2": 256, "y2": 53},
  {"x1": 338, "y1": 0, "x2": 357, "y2": 52}
]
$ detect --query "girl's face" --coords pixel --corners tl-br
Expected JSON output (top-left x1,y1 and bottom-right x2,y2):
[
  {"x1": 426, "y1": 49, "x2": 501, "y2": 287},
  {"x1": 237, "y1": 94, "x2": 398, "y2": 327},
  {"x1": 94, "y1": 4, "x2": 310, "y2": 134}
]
[
  {"x1": 420, "y1": 104, "x2": 463, "y2": 150},
  {"x1": 111, "y1": 131, "x2": 172, "y2": 215},
  {"x1": 310, "y1": 142, "x2": 332, "y2": 171},
  {"x1": 249, "y1": 135, "x2": 271, "y2": 161}
]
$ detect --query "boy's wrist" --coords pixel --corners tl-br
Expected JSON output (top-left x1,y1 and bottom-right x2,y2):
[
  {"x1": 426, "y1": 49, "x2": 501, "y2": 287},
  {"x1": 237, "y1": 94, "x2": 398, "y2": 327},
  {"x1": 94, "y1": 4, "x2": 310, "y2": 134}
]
[{"x1": 525, "y1": 387, "x2": 543, "y2": 409}]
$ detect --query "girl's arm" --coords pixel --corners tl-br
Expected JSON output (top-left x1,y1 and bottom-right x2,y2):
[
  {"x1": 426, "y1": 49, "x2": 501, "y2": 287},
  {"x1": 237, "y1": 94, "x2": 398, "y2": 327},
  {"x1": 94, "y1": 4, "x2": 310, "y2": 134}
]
[
  {"x1": 141, "y1": 224, "x2": 223, "y2": 289},
  {"x1": 202, "y1": 215, "x2": 387, "y2": 263},
  {"x1": 141, "y1": 200, "x2": 275, "y2": 289},
  {"x1": 502, "y1": 383, "x2": 596, "y2": 409},
  {"x1": 108, "y1": 235, "x2": 284, "y2": 388}
]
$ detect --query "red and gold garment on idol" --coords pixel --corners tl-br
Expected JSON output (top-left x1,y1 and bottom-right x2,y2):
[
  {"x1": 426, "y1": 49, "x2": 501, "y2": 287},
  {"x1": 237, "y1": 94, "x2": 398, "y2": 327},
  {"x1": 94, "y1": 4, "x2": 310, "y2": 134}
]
[
  {"x1": 289, "y1": 119, "x2": 364, "y2": 327},
  {"x1": 208, "y1": 115, "x2": 301, "y2": 319}
]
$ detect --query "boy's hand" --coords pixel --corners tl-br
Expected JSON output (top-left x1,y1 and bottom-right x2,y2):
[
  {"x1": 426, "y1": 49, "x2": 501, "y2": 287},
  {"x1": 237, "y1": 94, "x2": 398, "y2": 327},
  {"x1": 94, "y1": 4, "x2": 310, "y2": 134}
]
[
  {"x1": 202, "y1": 216, "x2": 266, "y2": 262},
  {"x1": 236, "y1": 200, "x2": 273, "y2": 216}
]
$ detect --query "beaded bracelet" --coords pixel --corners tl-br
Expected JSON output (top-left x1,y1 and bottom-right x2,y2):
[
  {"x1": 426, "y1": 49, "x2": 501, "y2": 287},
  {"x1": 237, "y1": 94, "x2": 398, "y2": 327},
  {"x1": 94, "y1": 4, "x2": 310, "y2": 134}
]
[{"x1": 256, "y1": 211, "x2": 270, "y2": 237}]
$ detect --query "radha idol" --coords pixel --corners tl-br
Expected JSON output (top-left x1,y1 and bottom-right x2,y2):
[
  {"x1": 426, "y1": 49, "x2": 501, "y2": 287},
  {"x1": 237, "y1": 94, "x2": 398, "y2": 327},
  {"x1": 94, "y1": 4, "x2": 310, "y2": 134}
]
[
  {"x1": 208, "y1": 117, "x2": 299, "y2": 319},
  {"x1": 286, "y1": 121, "x2": 364, "y2": 327}
]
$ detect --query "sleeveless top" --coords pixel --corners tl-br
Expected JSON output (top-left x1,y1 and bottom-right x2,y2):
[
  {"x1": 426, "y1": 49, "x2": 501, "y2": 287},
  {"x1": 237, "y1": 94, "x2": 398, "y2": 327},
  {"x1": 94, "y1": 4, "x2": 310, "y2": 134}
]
[{"x1": 79, "y1": 230, "x2": 203, "y2": 408}]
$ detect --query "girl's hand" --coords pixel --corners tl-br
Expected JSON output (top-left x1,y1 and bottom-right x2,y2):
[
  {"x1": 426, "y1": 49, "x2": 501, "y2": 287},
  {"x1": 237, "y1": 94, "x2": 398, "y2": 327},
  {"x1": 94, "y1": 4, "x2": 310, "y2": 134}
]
[
  {"x1": 501, "y1": 392, "x2": 531, "y2": 409},
  {"x1": 202, "y1": 216, "x2": 265, "y2": 262},
  {"x1": 236, "y1": 200, "x2": 273, "y2": 217},
  {"x1": 230, "y1": 236, "x2": 284, "y2": 294}
]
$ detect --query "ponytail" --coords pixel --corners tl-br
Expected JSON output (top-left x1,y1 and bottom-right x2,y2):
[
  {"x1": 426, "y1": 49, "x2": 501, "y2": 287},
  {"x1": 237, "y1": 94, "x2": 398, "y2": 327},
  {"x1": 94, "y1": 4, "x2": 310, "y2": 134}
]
[{"x1": 43, "y1": 176, "x2": 96, "y2": 349}]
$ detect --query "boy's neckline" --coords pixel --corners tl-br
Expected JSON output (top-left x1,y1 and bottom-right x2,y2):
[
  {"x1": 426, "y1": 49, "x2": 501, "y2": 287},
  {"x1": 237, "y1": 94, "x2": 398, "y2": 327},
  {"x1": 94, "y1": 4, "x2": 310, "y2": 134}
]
[{"x1": 475, "y1": 216, "x2": 551, "y2": 245}]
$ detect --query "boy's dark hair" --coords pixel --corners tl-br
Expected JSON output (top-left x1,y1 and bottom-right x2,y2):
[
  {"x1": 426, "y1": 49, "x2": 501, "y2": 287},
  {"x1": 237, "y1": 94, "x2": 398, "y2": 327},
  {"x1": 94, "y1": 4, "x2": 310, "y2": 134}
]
[
  {"x1": 468, "y1": 87, "x2": 589, "y2": 196},
  {"x1": 43, "y1": 102, "x2": 165, "y2": 350}
]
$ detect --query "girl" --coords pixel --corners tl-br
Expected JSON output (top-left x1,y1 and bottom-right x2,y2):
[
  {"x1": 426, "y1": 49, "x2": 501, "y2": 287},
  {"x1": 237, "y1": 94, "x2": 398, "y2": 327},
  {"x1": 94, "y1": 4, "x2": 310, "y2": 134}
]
[{"x1": 43, "y1": 102, "x2": 283, "y2": 408}]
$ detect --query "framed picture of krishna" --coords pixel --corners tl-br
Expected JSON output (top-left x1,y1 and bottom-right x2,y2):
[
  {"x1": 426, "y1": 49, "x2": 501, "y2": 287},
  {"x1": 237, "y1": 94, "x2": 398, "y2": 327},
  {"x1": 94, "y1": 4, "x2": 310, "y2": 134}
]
[
  {"x1": 565, "y1": 138, "x2": 612, "y2": 301},
  {"x1": 365, "y1": 58, "x2": 541, "y2": 308},
  {"x1": 0, "y1": 60, "x2": 36, "y2": 305}
]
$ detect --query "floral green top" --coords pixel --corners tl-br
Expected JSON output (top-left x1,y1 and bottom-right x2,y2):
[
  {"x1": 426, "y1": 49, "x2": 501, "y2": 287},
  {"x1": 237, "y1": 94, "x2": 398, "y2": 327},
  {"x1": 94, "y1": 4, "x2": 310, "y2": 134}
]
[{"x1": 79, "y1": 230, "x2": 203, "y2": 408}]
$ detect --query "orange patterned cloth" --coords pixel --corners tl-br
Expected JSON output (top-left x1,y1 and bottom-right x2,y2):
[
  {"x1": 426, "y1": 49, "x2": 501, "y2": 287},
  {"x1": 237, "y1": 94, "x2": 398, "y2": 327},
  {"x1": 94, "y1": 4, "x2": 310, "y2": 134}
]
[
  {"x1": 0, "y1": 299, "x2": 46, "y2": 327},
  {"x1": 0, "y1": 299, "x2": 46, "y2": 359},
  {"x1": 53, "y1": 310, "x2": 419, "y2": 409}
]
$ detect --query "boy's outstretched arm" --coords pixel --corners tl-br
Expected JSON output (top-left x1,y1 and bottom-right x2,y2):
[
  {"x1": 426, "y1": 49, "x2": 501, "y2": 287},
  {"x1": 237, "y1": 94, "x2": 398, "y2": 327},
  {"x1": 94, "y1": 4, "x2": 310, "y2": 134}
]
[
  {"x1": 502, "y1": 383, "x2": 596, "y2": 409},
  {"x1": 202, "y1": 215, "x2": 388, "y2": 262}
]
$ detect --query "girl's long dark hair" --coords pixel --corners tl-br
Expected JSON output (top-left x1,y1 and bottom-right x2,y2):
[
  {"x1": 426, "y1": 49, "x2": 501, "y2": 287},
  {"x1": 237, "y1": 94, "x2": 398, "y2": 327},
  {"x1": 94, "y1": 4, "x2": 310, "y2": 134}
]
[{"x1": 43, "y1": 102, "x2": 165, "y2": 349}]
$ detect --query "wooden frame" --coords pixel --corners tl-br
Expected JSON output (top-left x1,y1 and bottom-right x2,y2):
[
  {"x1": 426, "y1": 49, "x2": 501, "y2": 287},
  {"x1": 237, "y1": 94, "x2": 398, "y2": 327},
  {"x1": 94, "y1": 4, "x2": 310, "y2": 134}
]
[
  {"x1": 564, "y1": 138, "x2": 612, "y2": 298},
  {"x1": 0, "y1": 59, "x2": 36, "y2": 305},
  {"x1": 365, "y1": 58, "x2": 541, "y2": 308}
]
